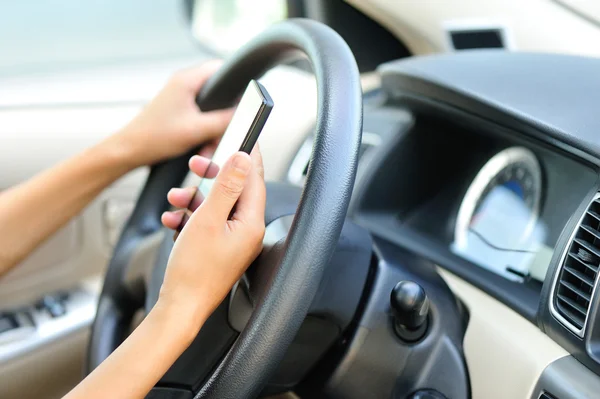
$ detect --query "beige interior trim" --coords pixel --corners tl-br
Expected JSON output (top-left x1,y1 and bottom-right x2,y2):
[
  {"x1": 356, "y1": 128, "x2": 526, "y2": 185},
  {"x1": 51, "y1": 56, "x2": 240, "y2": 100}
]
[
  {"x1": 438, "y1": 269, "x2": 567, "y2": 399},
  {"x1": 360, "y1": 72, "x2": 381, "y2": 93},
  {"x1": 0, "y1": 328, "x2": 88, "y2": 399},
  {"x1": 346, "y1": 0, "x2": 600, "y2": 57}
]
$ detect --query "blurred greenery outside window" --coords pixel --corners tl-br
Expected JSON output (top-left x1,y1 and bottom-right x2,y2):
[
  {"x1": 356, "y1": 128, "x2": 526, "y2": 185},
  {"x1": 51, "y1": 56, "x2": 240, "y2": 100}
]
[{"x1": 191, "y1": 0, "x2": 287, "y2": 54}]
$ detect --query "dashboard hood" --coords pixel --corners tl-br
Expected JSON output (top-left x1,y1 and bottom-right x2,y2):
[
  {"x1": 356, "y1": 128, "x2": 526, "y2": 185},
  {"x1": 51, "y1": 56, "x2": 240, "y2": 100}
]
[{"x1": 379, "y1": 51, "x2": 600, "y2": 165}]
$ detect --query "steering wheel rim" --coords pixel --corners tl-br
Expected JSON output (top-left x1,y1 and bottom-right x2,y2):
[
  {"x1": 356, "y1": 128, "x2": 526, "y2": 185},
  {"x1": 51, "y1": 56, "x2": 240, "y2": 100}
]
[{"x1": 88, "y1": 18, "x2": 362, "y2": 398}]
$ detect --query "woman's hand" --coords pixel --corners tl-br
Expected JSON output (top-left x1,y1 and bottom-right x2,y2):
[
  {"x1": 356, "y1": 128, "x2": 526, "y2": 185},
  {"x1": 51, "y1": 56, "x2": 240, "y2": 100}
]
[
  {"x1": 64, "y1": 150, "x2": 264, "y2": 399},
  {"x1": 111, "y1": 60, "x2": 234, "y2": 168},
  {"x1": 158, "y1": 149, "x2": 266, "y2": 331}
]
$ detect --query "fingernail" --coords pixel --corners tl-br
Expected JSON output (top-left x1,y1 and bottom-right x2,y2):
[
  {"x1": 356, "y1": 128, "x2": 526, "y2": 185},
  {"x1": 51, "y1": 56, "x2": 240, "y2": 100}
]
[
  {"x1": 189, "y1": 155, "x2": 200, "y2": 166},
  {"x1": 168, "y1": 187, "x2": 185, "y2": 197},
  {"x1": 232, "y1": 152, "x2": 251, "y2": 174}
]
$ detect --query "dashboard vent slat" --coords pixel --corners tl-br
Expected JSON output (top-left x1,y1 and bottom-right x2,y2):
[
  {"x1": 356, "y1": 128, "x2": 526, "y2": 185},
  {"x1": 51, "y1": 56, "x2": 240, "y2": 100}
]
[
  {"x1": 556, "y1": 306, "x2": 585, "y2": 330},
  {"x1": 573, "y1": 237, "x2": 600, "y2": 259},
  {"x1": 563, "y1": 266, "x2": 595, "y2": 287},
  {"x1": 567, "y1": 252, "x2": 598, "y2": 273},
  {"x1": 553, "y1": 194, "x2": 600, "y2": 336},
  {"x1": 557, "y1": 294, "x2": 588, "y2": 316},
  {"x1": 539, "y1": 392, "x2": 557, "y2": 399},
  {"x1": 559, "y1": 281, "x2": 591, "y2": 302},
  {"x1": 588, "y1": 209, "x2": 600, "y2": 222},
  {"x1": 582, "y1": 224, "x2": 600, "y2": 241}
]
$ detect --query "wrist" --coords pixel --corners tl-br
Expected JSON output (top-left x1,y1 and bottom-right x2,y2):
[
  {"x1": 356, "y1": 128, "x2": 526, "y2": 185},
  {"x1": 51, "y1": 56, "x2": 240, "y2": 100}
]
[
  {"x1": 154, "y1": 294, "x2": 211, "y2": 343},
  {"x1": 101, "y1": 129, "x2": 145, "y2": 170}
]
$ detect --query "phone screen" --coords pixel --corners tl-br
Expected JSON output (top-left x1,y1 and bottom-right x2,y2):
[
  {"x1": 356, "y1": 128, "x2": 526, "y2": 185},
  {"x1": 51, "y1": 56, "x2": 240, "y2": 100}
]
[{"x1": 197, "y1": 80, "x2": 272, "y2": 198}]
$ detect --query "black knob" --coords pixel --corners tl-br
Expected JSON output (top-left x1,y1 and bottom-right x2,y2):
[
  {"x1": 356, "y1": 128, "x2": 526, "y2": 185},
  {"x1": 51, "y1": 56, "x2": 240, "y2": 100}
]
[{"x1": 390, "y1": 281, "x2": 429, "y2": 341}]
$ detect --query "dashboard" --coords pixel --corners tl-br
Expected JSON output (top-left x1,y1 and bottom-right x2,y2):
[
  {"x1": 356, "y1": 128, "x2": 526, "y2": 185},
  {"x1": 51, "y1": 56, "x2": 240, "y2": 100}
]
[
  {"x1": 290, "y1": 85, "x2": 597, "y2": 322},
  {"x1": 353, "y1": 111, "x2": 596, "y2": 286},
  {"x1": 287, "y1": 51, "x2": 600, "y2": 398}
]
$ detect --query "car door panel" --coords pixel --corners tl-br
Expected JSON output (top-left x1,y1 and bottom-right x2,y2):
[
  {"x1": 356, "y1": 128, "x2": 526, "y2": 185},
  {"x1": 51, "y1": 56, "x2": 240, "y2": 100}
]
[
  {"x1": 0, "y1": 104, "x2": 147, "y2": 306},
  {"x1": 1, "y1": 327, "x2": 89, "y2": 399}
]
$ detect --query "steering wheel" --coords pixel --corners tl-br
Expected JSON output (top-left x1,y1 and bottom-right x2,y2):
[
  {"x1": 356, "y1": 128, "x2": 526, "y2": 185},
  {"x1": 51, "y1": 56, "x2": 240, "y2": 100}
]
[{"x1": 87, "y1": 19, "x2": 362, "y2": 398}]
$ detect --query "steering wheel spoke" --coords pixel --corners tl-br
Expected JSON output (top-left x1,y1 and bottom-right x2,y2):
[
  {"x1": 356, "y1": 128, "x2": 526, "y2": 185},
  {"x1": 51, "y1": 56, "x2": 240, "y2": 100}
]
[{"x1": 230, "y1": 214, "x2": 295, "y2": 332}]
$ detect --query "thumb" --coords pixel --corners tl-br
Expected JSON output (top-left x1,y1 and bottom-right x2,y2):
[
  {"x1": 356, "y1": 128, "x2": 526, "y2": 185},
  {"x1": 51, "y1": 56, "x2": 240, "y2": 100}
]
[{"x1": 201, "y1": 152, "x2": 252, "y2": 221}]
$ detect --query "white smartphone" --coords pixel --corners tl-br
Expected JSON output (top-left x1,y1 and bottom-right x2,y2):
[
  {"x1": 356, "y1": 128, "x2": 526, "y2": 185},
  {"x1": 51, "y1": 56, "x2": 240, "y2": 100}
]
[{"x1": 178, "y1": 80, "x2": 273, "y2": 230}]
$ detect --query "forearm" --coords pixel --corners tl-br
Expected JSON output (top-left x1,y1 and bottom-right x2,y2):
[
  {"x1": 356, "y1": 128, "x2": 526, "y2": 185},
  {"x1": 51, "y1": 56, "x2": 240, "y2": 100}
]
[
  {"x1": 64, "y1": 301, "x2": 204, "y2": 399},
  {"x1": 0, "y1": 133, "x2": 137, "y2": 275}
]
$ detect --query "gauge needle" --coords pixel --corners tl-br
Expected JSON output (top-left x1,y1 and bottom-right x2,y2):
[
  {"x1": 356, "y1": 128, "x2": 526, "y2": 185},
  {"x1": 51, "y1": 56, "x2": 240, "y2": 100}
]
[{"x1": 468, "y1": 228, "x2": 535, "y2": 254}]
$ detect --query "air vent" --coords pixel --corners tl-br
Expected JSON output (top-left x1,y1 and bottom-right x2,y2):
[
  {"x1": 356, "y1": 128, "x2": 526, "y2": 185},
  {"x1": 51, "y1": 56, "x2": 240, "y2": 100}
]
[
  {"x1": 449, "y1": 29, "x2": 505, "y2": 50},
  {"x1": 552, "y1": 194, "x2": 600, "y2": 336},
  {"x1": 539, "y1": 392, "x2": 557, "y2": 399},
  {"x1": 444, "y1": 21, "x2": 513, "y2": 51}
]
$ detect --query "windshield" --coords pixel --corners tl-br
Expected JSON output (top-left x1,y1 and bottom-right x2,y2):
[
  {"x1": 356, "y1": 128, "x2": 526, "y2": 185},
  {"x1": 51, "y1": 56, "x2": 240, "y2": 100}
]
[{"x1": 0, "y1": 0, "x2": 198, "y2": 76}]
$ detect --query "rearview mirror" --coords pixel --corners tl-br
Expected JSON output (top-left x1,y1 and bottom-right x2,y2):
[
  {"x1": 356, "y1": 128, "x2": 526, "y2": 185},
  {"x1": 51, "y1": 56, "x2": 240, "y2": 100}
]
[{"x1": 186, "y1": 0, "x2": 288, "y2": 54}]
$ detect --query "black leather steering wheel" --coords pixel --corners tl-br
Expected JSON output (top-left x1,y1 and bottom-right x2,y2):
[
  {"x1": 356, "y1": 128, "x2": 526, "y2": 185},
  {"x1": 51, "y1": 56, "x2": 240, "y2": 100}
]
[{"x1": 88, "y1": 19, "x2": 362, "y2": 398}]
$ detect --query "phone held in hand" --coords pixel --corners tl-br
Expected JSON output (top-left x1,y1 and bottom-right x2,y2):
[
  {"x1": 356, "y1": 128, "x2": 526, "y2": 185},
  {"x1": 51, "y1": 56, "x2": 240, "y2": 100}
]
[{"x1": 177, "y1": 80, "x2": 274, "y2": 232}]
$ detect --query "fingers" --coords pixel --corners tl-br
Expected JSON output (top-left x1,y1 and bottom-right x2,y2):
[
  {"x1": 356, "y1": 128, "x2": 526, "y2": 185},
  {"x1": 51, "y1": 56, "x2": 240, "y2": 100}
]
[
  {"x1": 189, "y1": 155, "x2": 219, "y2": 179},
  {"x1": 167, "y1": 187, "x2": 200, "y2": 210},
  {"x1": 164, "y1": 149, "x2": 261, "y2": 234},
  {"x1": 193, "y1": 108, "x2": 235, "y2": 141},
  {"x1": 198, "y1": 139, "x2": 219, "y2": 158},
  {"x1": 163, "y1": 154, "x2": 220, "y2": 232},
  {"x1": 166, "y1": 155, "x2": 216, "y2": 211},
  {"x1": 175, "y1": 60, "x2": 235, "y2": 142},
  {"x1": 250, "y1": 144, "x2": 265, "y2": 179},
  {"x1": 232, "y1": 147, "x2": 266, "y2": 225},
  {"x1": 201, "y1": 152, "x2": 252, "y2": 222},
  {"x1": 161, "y1": 209, "x2": 186, "y2": 230},
  {"x1": 176, "y1": 59, "x2": 223, "y2": 94}
]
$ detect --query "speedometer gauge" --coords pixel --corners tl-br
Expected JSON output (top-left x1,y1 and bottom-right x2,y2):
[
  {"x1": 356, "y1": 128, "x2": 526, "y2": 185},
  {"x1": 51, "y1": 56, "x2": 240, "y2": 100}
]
[{"x1": 452, "y1": 147, "x2": 544, "y2": 281}]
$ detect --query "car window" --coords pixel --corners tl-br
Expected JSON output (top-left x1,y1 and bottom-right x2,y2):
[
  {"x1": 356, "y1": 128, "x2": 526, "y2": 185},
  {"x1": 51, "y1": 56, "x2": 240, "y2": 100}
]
[
  {"x1": 190, "y1": 0, "x2": 287, "y2": 54},
  {"x1": 0, "y1": 0, "x2": 198, "y2": 76},
  {"x1": 0, "y1": 0, "x2": 286, "y2": 78}
]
